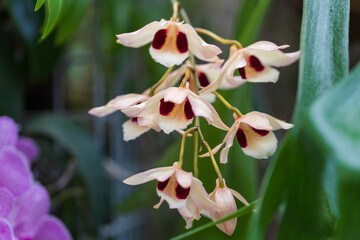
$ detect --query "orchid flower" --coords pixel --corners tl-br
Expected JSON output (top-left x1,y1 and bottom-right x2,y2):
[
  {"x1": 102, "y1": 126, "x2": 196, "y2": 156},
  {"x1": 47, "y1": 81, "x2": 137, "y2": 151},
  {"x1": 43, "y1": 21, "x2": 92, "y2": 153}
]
[
  {"x1": 0, "y1": 116, "x2": 72, "y2": 240},
  {"x1": 0, "y1": 187, "x2": 15, "y2": 240},
  {"x1": 10, "y1": 184, "x2": 71, "y2": 240},
  {"x1": 0, "y1": 116, "x2": 39, "y2": 165},
  {"x1": 122, "y1": 85, "x2": 229, "y2": 134},
  {"x1": 123, "y1": 162, "x2": 218, "y2": 211},
  {"x1": 201, "y1": 111, "x2": 293, "y2": 163},
  {"x1": 201, "y1": 41, "x2": 300, "y2": 93},
  {"x1": 116, "y1": 19, "x2": 222, "y2": 67},
  {"x1": 204, "y1": 179, "x2": 249, "y2": 236}
]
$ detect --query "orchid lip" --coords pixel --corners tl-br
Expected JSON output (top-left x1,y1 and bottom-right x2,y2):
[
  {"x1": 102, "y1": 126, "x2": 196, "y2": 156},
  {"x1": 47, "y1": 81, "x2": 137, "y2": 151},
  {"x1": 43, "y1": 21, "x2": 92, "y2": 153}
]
[
  {"x1": 159, "y1": 98, "x2": 175, "y2": 116},
  {"x1": 249, "y1": 55, "x2": 265, "y2": 72},
  {"x1": 236, "y1": 128, "x2": 247, "y2": 148},
  {"x1": 152, "y1": 29, "x2": 167, "y2": 49}
]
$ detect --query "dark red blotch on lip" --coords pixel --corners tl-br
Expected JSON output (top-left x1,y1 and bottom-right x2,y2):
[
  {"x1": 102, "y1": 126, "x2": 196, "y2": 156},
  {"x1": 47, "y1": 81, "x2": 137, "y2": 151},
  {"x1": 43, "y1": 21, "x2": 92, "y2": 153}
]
[
  {"x1": 238, "y1": 67, "x2": 246, "y2": 79},
  {"x1": 157, "y1": 178, "x2": 170, "y2": 191},
  {"x1": 249, "y1": 55, "x2": 265, "y2": 72},
  {"x1": 160, "y1": 98, "x2": 175, "y2": 116},
  {"x1": 176, "y1": 32, "x2": 188, "y2": 53},
  {"x1": 152, "y1": 29, "x2": 167, "y2": 49},
  {"x1": 198, "y1": 72, "x2": 210, "y2": 87},
  {"x1": 252, "y1": 127, "x2": 269, "y2": 136},
  {"x1": 131, "y1": 117, "x2": 138, "y2": 123},
  {"x1": 175, "y1": 184, "x2": 190, "y2": 199},
  {"x1": 236, "y1": 128, "x2": 247, "y2": 148},
  {"x1": 184, "y1": 98, "x2": 194, "y2": 120}
]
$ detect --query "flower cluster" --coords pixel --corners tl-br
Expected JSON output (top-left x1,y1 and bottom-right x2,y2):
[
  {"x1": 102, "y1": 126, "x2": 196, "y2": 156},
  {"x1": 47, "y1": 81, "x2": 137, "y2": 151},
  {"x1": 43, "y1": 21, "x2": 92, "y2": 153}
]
[
  {"x1": 0, "y1": 116, "x2": 72, "y2": 240},
  {"x1": 89, "y1": 2, "x2": 299, "y2": 236}
]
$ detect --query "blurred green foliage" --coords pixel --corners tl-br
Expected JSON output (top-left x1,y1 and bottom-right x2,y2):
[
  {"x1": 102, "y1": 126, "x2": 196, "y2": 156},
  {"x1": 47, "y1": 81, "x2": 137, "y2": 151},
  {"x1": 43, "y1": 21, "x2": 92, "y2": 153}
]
[{"x1": 0, "y1": 0, "x2": 359, "y2": 239}]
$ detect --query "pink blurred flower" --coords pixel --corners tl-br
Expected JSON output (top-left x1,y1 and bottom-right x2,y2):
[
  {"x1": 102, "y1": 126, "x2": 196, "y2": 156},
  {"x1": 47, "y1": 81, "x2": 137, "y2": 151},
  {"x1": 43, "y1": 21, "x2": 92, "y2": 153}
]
[{"x1": 0, "y1": 116, "x2": 72, "y2": 240}]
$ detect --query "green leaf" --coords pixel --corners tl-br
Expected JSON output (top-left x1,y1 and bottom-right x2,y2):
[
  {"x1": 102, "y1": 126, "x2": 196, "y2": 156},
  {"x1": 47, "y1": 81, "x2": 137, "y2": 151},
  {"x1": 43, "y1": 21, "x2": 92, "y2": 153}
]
[
  {"x1": 24, "y1": 114, "x2": 109, "y2": 229},
  {"x1": 292, "y1": 0, "x2": 350, "y2": 125},
  {"x1": 34, "y1": 0, "x2": 46, "y2": 11},
  {"x1": 234, "y1": 0, "x2": 272, "y2": 46},
  {"x1": 309, "y1": 63, "x2": 360, "y2": 239},
  {"x1": 170, "y1": 199, "x2": 261, "y2": 240},
  {"x1": 55, "y1": 0, "x2": 91, "y2": 44},
  {"x1": 247, "y1": 0, "x2": 350, "y2": 239},
  {"x1": 40, "y1": 0, "x2": 63, "y2": 40}
]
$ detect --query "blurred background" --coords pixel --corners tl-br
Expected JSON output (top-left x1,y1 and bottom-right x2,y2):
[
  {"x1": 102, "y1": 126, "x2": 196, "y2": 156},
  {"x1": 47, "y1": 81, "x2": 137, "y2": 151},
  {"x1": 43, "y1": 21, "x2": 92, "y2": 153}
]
[{"x1": 0, "y1": 0, "x2": 359, "y2": 239}]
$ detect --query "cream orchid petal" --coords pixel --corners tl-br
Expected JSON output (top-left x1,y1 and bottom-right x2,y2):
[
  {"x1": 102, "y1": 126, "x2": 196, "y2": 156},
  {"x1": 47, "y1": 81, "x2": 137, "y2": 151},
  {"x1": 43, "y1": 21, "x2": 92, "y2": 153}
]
[
  {"x1": 188, "y1": 92, "x2": 229, "y2": 131},
  {"x1": 262, "y1": 113, "x2": 294, "y2": 130},
  {"x1": 175, "y1": 168, "x2": 193, "y2": 189},
  {"x1": 201, "y1": 51, "x2": 246, "y2": 93},
  {"x1": 219, "y1": 121, "x2": 241, "y2": 164},
  {"x1": 109, "y1": 93, "x2": 149, "y2": 110},
  {"x1": 219, "y1": 76, "x2": 246, "y2": 89},
  {"x1": 247, "y1": 49, "x2": 301, "y2": 67},
  {"x1": 123, "y1": 91, "x2": 163, "y2": 118},
  {"x1": 149, "y1": 47, "x2": 189, "y2": 67},
  {"x1": 246, "y1": 41, "x2": 290, "y2": 51},
  {"x1": 241, "y1": 125, "x2": 278, "y2": 159},
  {"x1": 229, "y1": 188, "x2": 249, "y2": 206},
  {"x1": 164, "y1": 87, "x2": 189, "y2": 104},
  {"x1": 116, "y1": 20, "x2": 165, "y2": 48},
  {"x1": 245, "y1": 41, "x2": 300, "y2": 67},
  {"x1": 190, "y1": 177, "x2": 218, "y2": 210},
  {"x1": 157, "y1": 189, "x2": 187, "y2": 209},
  {"x1": 245, "y1": 67, "x2": 280, "y2": 83},
  {"x1": 158, "y1": 114, "x2": 193, "y2": 134},
  {"x1": 178, "y1": 24, "x2": 222, "y2": 62},
  {"x1": 122, "y1": 119, "x2": 151, "y2": 141},
  {"x1": 123, "y1": 167, "x2": 175, "y2": 185},
  {"x1": 153, "y1": 198, "x2": 165, "y2": 209},
  {"x1": 199, "y1": 142, "x2": 223, "y2": 158},
  {"x1": 199, "y1": 92, "x2": 216, "y2": 103},
  {"x1": 238, "y1": 111, "x2": 274, "y2": 130},
  {"x1": 178, "y1": 195, "x2": 201, "y2": 220},
  {"x1": 88, "y1": 105, "x2": 118, "y2": 117}
]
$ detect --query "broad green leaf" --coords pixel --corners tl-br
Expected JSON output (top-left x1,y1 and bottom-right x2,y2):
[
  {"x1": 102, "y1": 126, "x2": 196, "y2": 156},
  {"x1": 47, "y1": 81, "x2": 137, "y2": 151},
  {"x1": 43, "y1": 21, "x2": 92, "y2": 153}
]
[
  {"x1": 292, "y1": 0, "x2": 350, "y2": 125},
  {"x1": 34, "y1": 0, "x2": 46, "y2": 11},
  {"x1": 171, "y1": 199, "x2": 261, "y2": 240},
  {"x1": 24, "y1": 114, "x2": 109, "y2": 228},
  {"x1": 55, "y1": 0, "x2": 91, "y2": 44},
  {"x1": 247, "y1": 0, "x2": 350, "y2": 239},
  {"x1": 39, "y1": 0, "x2": 63, "y2": 40},
  {"x1": 309, "y1": 63, "x2": 360, "y2": 239}
]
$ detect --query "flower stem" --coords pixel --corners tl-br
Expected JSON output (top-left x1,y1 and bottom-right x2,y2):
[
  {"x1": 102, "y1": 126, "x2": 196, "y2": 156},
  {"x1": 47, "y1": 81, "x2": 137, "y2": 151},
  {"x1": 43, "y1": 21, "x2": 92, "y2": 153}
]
[
  {"x1": 213, "y1": 91, "x2": 243, "y2": 118},
  {"x1": 180, "y1": 67, "x2": 191, "y2": 87},
  {"x1": 178, "y1": 127, "x2": 198, "y2": 168},
  {"x1": 199, "y1": 136, "x2": 225, "y2": 188},
  {"x1": 171, "y1": 1, "x2": 180, "y2": 20},
  {"x1": 149, "y1": 65, "x2": 175, "y2": 96},
  {"x1": 195, "y1": 28, "x2": 243, "y2": 49}
]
